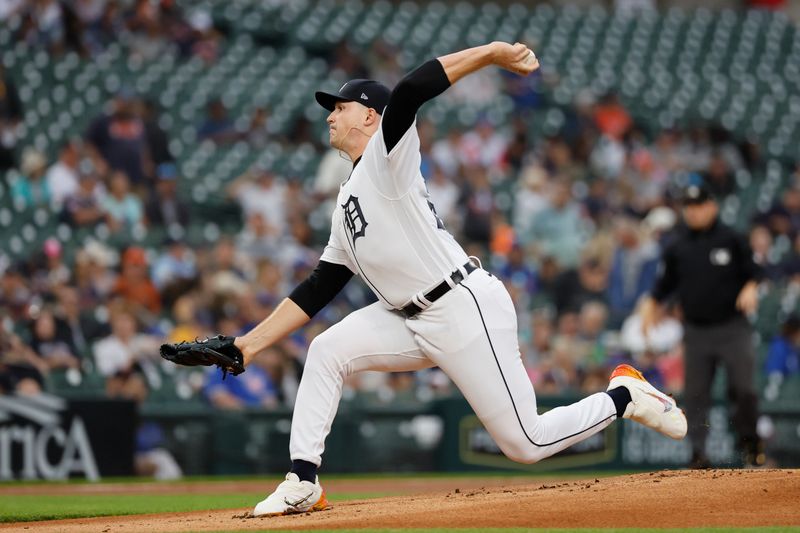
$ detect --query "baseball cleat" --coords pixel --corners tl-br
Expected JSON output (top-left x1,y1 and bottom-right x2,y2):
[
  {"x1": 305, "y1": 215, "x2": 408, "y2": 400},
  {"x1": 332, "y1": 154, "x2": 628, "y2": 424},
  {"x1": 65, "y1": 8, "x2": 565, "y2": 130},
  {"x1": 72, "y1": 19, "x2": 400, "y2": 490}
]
[
  {"x1": 253, "y1": 473, "x2": 330, "y2": 517},
  {"x1": 607, "y1": 364, "x2": 687, "y2": 440}
]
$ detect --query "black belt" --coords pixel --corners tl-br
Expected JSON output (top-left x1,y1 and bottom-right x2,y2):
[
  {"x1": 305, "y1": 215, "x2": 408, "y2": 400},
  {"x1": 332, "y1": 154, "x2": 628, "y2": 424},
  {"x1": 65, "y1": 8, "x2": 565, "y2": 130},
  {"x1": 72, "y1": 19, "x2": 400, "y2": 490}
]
[{"x1": 400, "y1": 262, "x2": 477, "y2": 318}]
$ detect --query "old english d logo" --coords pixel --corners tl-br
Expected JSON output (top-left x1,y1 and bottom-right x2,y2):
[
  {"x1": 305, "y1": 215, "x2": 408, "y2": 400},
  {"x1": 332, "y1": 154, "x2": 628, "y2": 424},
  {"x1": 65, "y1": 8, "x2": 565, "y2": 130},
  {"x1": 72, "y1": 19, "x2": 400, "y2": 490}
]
[{"x1": 342, "y1": 195, "x2": 368, "y2": 243}]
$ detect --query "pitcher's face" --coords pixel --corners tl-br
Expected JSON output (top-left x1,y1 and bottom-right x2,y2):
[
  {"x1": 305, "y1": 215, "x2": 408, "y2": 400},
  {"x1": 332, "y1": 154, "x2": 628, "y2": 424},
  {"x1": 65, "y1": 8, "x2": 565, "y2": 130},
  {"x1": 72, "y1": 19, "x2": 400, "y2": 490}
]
[{"x1": 326, "y1": 101, "x2": 369, "y2": 149}]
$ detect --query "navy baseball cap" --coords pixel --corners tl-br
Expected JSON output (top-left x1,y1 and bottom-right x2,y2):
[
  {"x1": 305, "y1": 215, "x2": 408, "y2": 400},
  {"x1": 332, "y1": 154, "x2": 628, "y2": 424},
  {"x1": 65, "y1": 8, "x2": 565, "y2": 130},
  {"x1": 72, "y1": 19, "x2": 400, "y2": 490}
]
[
  {"x1": 681, "y1": 182, "x2": 713, "y2": 205},
  {"x1": 315, "y1": 79, "x2": 391, "y2": 115}
]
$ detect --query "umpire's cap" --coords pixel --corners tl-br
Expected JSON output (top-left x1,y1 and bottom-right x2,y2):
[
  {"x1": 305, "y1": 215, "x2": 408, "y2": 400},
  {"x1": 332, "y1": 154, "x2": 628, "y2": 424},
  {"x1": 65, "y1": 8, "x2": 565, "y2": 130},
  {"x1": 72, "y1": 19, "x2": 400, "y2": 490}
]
[
  {"x1": 681, "y1": 181, "x2": 713, "y2": 205},
  {"x1": 315, "y1": 79, "x2": 391, "y2": 115}
]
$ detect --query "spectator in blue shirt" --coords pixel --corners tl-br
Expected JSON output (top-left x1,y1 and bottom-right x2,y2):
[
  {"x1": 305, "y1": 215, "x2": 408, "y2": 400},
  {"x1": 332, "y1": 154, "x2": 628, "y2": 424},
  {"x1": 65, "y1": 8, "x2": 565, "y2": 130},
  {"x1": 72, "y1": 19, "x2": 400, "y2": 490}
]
[
  {"x1": 11, "y1": 148, "x2": 50, "y2": 209},
  {"x1": 528, "y1": 179, "x2": 587, "y2": 268},
  {"x1": 764, "y1": 314, "x2": 800, "y2": 402},
  {"x1": 203, "y1": 349, "x2": 280, "y2": 409},
  {"x1": 102, "y1": 170, "x2": 144, "y2": 232},
  {"x1": 607, "y1": 216, "x2": 660, "y2": 328},
  {"x1": 86, "y1": 91, "x2": 148, "y2": 185},
  {"x1": 151, "y1": 238, "x2": 198, "y2": 307},
  {"x1": 197, "y1": 98, "x2": 237, "y2": 144},
  {"x1": 765, "y1": 315, "x2": 800, "y2": 378},
  {"x1": 496, "y1": 243, "x2": 537, "y2": 296},
  {"x1": 151, "y1": 239, "x2": 197, "y2": 291}
]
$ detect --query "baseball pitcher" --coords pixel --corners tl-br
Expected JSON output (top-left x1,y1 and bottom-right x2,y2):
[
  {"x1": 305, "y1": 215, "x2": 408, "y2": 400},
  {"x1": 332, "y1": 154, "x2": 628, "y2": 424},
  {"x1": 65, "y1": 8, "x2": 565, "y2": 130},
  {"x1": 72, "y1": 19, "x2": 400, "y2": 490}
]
[{"x1": 161, "y1": 41, "x2": 686, "y2": 517}]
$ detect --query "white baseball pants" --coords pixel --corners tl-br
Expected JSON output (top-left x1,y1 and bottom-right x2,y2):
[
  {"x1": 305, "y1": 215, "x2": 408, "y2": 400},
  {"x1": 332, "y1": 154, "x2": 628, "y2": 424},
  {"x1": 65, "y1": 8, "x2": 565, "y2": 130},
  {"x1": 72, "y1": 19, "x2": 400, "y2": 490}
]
[{"x1": 289, "y1": 269, "x2": 617, "y2": 466}]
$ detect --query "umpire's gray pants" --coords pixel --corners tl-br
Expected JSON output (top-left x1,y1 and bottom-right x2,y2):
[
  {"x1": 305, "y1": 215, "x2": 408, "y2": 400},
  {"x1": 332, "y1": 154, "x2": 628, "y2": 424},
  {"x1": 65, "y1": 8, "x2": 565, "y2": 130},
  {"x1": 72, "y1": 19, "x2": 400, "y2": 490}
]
[{"x1": 683, "y1": 316, "x2": 759, "y2": 457}]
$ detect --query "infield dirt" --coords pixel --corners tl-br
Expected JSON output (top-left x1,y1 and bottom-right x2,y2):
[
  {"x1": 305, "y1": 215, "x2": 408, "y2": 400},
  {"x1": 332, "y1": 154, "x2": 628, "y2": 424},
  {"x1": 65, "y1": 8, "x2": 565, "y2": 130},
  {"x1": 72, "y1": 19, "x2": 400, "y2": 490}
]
[{"x1": 1, "y1": 469, "x2": 798, "y2": 532}]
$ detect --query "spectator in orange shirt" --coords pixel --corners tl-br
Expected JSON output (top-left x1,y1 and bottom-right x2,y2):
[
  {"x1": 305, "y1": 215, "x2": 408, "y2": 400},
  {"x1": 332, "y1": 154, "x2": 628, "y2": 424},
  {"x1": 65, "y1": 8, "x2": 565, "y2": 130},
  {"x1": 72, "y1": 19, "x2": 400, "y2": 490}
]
[
  {"x1": 593, "y1": 92, "x2": 632, "y2": 141},
  {"x1": 112, "y1": 246, "x2": 161, "y2": 320}
]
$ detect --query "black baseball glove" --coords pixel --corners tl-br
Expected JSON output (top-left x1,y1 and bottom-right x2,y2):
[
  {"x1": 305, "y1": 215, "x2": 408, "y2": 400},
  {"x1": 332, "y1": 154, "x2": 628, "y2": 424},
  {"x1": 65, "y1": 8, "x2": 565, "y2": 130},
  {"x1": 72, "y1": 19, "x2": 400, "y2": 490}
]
[{"x1": 160, "y1": 335, "x2": 245, "y2": 379}]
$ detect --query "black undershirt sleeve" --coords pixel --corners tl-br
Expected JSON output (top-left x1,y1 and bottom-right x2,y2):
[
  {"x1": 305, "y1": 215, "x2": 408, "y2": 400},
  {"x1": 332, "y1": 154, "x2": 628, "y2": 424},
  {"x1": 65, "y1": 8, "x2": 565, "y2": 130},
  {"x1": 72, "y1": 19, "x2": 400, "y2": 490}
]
[
  {"x1": 382, "y1": 59, "x2": 451, "y2": 153},
  {"x1": 288, "y1": 260, "x2": 354, "y2": 318}
]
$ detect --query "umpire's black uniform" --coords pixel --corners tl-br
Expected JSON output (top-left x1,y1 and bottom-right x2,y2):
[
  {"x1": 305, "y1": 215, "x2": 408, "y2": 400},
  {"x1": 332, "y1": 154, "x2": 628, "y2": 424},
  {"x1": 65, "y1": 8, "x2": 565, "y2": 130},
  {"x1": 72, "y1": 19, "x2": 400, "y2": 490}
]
[{"x1": 650, "y1": 184, "x2": 764, "y2": 467}]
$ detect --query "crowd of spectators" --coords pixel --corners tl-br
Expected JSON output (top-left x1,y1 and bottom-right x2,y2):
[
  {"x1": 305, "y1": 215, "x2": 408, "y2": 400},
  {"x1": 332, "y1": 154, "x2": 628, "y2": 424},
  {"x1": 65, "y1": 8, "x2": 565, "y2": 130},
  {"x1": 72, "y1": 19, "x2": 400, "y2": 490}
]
[
  {"x1": 3, "y1": 0, "x2": 220, "y2": 63},
  {"x1": 3, "y1": 9, "x2": 800, "y2": 422}
]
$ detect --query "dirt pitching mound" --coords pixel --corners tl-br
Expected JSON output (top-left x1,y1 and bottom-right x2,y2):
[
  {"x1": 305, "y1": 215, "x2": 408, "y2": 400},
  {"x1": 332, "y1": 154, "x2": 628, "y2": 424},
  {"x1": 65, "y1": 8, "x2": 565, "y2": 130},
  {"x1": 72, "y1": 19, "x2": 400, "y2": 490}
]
[{"x1": 3, "y1": 469, "x2": 798, "y2": 532}]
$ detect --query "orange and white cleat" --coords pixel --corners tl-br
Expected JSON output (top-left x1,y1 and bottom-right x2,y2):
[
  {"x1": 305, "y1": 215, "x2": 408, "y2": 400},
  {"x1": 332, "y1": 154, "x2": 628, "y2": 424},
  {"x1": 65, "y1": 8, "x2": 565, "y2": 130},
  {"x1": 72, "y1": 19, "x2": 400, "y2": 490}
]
[
  {"x1": 608, "y1": 364, "x2": 687, "y2": 440},
  {"x1": 253, "y1": 473, "x2": 330, "y2": 517}
]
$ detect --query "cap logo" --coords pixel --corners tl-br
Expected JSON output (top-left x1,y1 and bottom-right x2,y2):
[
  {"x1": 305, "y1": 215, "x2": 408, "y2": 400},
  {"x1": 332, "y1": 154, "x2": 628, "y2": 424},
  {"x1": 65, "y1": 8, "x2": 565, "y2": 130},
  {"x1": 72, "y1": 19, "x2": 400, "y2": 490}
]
[
  {"x1": 360, "y1": 93, "x2": 368, "y2": 100},
  {"x1": 339, "y1": 83, "x2": 348, "y2": 92},
  {"x1": 710, "y1": 248, "x2": 731, "y2": 266}
]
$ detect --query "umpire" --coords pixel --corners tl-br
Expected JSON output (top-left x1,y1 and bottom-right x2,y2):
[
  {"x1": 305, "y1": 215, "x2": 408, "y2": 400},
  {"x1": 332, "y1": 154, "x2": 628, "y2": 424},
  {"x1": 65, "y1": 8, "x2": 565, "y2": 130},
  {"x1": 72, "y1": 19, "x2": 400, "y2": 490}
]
[{"x1": 641, "y1": 181, "x2": 764, "y2": 468}]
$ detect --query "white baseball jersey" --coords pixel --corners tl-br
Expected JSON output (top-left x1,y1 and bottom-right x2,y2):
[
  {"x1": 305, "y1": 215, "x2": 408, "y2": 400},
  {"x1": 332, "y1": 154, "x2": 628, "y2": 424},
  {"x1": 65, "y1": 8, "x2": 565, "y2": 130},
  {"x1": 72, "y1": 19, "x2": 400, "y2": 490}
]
[{"x1": 320, "y1": 118, "x2": 469, "y2": 309}]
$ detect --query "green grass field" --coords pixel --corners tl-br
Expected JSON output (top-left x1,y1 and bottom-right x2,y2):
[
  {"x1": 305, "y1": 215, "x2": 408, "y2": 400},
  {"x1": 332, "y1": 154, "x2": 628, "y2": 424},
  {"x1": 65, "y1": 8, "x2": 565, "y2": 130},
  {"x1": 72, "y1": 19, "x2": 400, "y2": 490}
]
[{"x1": 0, "y1": 491, "x2": 388, "y2": 523}]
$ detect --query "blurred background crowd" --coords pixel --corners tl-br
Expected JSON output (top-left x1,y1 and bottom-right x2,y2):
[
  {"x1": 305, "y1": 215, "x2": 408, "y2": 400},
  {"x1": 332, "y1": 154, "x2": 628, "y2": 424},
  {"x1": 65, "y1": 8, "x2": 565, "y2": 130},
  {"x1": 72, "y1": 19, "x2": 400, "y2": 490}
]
[{"x1": 1, "y1": 0, "x2": 799, "y2": 430}]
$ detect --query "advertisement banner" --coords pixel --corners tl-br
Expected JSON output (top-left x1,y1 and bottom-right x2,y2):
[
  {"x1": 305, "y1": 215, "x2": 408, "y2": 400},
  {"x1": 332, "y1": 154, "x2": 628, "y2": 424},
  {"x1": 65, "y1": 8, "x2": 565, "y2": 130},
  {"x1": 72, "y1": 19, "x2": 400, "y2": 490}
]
[{"x1": 0, "y1": 393, "x2": 136, "y2": 480}]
